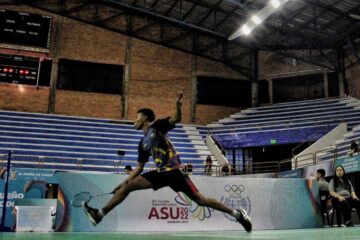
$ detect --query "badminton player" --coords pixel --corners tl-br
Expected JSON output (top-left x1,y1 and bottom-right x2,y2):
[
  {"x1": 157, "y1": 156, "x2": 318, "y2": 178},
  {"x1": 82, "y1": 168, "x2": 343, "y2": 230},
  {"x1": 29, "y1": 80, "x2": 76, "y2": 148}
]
[{"x1": 83, "y1": 92, "x2": 252, "y2": 232}]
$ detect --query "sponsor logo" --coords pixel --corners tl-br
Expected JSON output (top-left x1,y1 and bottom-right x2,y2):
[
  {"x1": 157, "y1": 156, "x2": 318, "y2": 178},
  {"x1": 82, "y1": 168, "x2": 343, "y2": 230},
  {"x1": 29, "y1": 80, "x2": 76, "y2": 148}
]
[
  {"x1": 148, "y1": 197, "x2": 189, "y2": 223},
  {"x1": 147, "y1": 193, "x2": 213, "y2": 223},
  {"x1": 221, "y1": 184, "x2": 251, "y2": 222},
  {"x1": 175, "y1": 192, "x2": 213, "y2": 221}
]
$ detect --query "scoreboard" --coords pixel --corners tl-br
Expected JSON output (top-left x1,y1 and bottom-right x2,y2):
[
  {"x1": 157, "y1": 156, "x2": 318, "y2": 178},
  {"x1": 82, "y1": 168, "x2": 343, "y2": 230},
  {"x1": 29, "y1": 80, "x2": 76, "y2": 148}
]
[
  {"x1": 0, "y1": 54, "x2": 39, "y2": 85},
  {"x1": 0, "y1": 9, "x2": 52, "y2": 52}
]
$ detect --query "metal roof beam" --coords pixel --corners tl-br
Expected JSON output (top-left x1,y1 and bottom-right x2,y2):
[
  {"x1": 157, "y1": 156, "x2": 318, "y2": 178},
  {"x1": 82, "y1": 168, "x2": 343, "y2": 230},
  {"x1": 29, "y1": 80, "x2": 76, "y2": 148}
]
[
  {"x1": 181, "y1": 0, "x2": 199, "y2": 21},
  {"x1": 304, "y1": 0, "x2": 357, "y2": 21},
  {"x1": 60, "y1": 1, "x2": 92, "y2": 14},
  {"x1": 101, "y1": 0, "x2": 226, "y2": 39},
  {"x1": 321, "y1": 2, "x2": 360, "y2": 30},
  {"x1": 132, "y1": 21, "x2": 157, "y2": 34},
  {"x1": 97, "y1": 11, "x2": 126, "y2": 23},
  {"x1": 213, "y1": 5, "x2": 238, "y2": 30},
  {"x1": 271, "y1": 49, "x2": 335, "y2": 70},
  {"x1": 161, "y1": 31, "x2": 191, "y2": 45},
  {"x1": 196, "y1": 0, "x2": 223, "y2": 26},
  {"x1": 150, "y1": 0, "x2": 161, "y2": 9},
  {"x1": 164, "y1": 0, "x2": 179, "y2": 16}
]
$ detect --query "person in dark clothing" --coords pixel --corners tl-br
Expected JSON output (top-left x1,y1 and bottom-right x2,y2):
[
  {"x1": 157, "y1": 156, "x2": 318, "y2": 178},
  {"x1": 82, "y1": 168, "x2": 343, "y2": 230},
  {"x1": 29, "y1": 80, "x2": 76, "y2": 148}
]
[
  {"x1": 82, "y1": 92, "x2": 252, "y2": 232},
  {"x1": 205, "y1": 155, "x2": 213, "y2": 175},
  {"x1": 329, "y1": 165, "x2": 360, "y2": 227},
  {"x1": 348, "y1": 140, "x2": 359, "y2": 156}
]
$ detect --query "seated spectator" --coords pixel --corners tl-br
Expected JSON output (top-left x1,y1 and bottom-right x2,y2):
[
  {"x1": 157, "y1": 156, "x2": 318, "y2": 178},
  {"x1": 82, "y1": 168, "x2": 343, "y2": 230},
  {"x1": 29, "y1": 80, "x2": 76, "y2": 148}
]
[
  {"x1": 329, "y1": 165, "x2": 360, "y2": 227},
  {"x1": 348, "y1": 140, "x2": 359, "y2": 156},
  {"x1": 221, "y1": 165, "x2": 230, "y2": 176},
  {"x1": 204, "y1": 155, "x2": 213, "y2": 176},
  {"x1": 124, "y1": 165, "x2": 133, "y2": 175},
  {"x1": 186, "y1": 163, "x2": 193, "y2": 174},
  {"x1": 316, "y1": 169, "x2": 329, "y2": 191},
  {"x1": 316, "y1": 168, "x2": 331, "y2": 226}
]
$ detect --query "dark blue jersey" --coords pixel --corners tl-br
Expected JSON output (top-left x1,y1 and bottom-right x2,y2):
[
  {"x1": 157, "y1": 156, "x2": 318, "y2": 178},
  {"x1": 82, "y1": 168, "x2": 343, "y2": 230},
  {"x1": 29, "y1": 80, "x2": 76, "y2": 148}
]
[{"x1": 138, "y1": 118, "x2": 181, "y2": 171}]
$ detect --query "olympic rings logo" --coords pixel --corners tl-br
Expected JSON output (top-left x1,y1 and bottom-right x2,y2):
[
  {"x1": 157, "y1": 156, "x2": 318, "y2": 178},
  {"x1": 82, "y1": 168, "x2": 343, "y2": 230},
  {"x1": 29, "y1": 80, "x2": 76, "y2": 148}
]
[{"x1": 224, "y1": 184, "x2": 245, "y2": 195}]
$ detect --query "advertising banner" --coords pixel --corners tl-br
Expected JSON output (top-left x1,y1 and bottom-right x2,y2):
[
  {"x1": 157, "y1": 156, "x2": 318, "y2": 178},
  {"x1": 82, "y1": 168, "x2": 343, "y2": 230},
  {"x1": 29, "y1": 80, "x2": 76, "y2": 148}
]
[
  {"x1": 302, "y1": 161, "x2": 334, "y2": 179},
  {"x1": 0, "y1": 168, "x2": 57, "y2": 230},
  {"x1": 335, "y1": 155, "x2": 360, "y2": 174},
  {"x1": 1, "y1": 169, "x2": 322, "y2": 232},
  {"x1": 55, "y1": 172, "x2": 322, "y2": 232}
]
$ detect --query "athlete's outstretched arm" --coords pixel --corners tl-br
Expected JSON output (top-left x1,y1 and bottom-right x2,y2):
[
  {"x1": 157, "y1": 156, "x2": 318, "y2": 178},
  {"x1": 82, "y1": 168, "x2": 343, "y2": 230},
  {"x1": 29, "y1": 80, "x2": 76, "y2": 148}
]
[
  {"x1": 169, "y1": 91, "x2": 183, "y2": 124},
  {"x1": 112, "y1": 162, "x2": 145, "y2": 193}
]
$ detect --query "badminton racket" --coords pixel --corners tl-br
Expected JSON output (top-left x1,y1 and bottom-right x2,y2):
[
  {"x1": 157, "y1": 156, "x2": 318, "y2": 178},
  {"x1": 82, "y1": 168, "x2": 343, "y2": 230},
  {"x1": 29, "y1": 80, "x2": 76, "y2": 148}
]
[{"x1": 71, "y1": 191, "x2": 112, "y2": 207}]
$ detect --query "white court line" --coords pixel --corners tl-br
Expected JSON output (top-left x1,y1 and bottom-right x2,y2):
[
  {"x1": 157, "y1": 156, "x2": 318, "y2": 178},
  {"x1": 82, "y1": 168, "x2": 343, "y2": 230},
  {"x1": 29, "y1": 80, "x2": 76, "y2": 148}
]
[
  {"x1": 165, "y1": 230, "x2": 360, "y2": 240},
  {"x1": 167, "y1": 233, "x2": 279, "y2": 239}
]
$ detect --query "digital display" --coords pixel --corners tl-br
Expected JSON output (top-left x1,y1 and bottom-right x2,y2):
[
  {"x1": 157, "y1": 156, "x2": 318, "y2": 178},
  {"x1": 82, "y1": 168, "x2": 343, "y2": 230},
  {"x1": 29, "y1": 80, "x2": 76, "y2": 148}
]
[
  {"x1": 0, "y1": 53, "x2": 39, "y2": 85},
  {"x1": 0, "y1": 9, "x2": 52, "y2": 52}
]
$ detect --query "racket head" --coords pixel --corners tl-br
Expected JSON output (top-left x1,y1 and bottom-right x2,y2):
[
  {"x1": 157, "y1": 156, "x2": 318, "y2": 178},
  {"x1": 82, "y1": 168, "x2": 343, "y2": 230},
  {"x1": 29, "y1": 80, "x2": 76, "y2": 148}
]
[{"x1": 71, "y1": 192, "x2": 91, "y2": 207}]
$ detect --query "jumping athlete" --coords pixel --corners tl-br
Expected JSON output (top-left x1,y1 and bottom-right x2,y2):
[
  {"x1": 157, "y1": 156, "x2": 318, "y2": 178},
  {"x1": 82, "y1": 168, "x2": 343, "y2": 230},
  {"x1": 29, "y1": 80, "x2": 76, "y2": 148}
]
[{"x1": 83, "y1": 92, "x2": 252, "y2": 232}]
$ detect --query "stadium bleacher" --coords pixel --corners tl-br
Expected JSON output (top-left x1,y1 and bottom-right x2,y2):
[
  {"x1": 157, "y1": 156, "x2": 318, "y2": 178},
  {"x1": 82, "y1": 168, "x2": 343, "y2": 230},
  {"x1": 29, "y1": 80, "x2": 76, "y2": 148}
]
[
  {"x1": 2, "y1": 97, "x2": 360, "y2": 175},
  {"x1": 0, "y1": 110, "x2": 210, "y2": 174},
  {"x1": 208, "y1": 97, "x2": 360, "y2": 169}
]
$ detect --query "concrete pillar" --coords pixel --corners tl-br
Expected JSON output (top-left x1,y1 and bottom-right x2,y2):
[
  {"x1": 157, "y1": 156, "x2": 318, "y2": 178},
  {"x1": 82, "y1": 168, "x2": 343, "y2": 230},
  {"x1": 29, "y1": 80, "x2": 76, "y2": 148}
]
[
  {"x1": 190, "y1": 55, "x2": 197, "y2": 123},
  {"x1": 338, "y1": 72, "x2": 345, "y2": 98},
  {"x1": 122, "y1": 36, "x2": 132, "y2": 119},
  {"x1": 337, "y1": 48, "x2": 346, "y2": 98},
  {"x1": 268, "y1": 78, "x2": 273, "y2": 104},
  {"x1": 252, "y1": 82, "x2": 259, "y2": 107},
  {"x1": 251, "y1": 49, "x2": 259, "y2": 107},
  {"x1": 47, "y1": 16, "x2": 63, "y2": 114},
  {"x1": 323, "y1": 69, "x2": 329, "y2": 98}
]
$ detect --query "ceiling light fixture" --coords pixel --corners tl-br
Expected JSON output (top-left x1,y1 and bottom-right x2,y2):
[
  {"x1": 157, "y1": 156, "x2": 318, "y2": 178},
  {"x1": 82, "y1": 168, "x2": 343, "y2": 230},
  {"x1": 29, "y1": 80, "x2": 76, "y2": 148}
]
[
  {"x1": 241, "y1": 24, "x2": 252, "y2": 35},
  {"x1": 228, "y1": 0, "x2": 289, "y2": 40},
  {"x1": 251, "y1": 15, "x2": 262, "y2": 25},
  {"x1": 270, "y1": 0, "x2": 281, "y2": 9}
]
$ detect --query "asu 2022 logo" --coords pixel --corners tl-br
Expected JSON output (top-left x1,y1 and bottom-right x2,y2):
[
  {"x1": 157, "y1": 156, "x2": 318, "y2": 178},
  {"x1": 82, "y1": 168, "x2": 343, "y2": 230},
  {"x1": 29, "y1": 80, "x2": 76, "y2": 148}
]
[
  {"x1": 148, "y1": 193, "x2": 213, "y2": 223},
  {"x1": 221, "y1": 184, "x2": 251, "y2": 222}
]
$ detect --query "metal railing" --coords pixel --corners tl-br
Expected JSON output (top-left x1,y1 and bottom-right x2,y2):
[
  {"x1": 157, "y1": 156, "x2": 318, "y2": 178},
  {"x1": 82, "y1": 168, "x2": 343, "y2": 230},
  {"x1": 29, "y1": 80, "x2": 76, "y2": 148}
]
[
  {"x1": 294, "y1": 146, "x2": 337, "y2": 168},
  {"x1": 0, "y1": 145, "x2": 344, "y2": 177}
]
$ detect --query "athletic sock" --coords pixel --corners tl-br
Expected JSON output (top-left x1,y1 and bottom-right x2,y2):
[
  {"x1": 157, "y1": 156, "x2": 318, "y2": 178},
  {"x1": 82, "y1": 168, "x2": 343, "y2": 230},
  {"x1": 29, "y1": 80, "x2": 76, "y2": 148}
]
[
  {"x1": 232, "y1": 210, "x2": 240, "y2": 218},
  {"x1": 98, "y1": 209, "x2": 105, "y2": 218}
]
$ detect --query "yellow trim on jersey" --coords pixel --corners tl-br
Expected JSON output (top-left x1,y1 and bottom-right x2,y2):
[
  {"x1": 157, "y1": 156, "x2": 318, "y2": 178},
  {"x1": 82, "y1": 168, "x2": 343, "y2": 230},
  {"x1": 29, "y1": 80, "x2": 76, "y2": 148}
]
[
  {"x1": 155, "y1": 158, "x2": 163, "y2": 164},
  {"x1": 154, "y1": 147, "x2": 167, "y2": 155},
  {"x1": 157, "y1": 167, "x2": 174, "y2": 172}
]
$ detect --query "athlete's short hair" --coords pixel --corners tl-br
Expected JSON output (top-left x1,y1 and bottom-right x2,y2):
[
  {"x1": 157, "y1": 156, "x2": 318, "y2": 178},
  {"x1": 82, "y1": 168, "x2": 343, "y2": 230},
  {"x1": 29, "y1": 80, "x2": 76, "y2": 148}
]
[{"x1": 137, "y1": 108, "x2": 155, "y2": 122}]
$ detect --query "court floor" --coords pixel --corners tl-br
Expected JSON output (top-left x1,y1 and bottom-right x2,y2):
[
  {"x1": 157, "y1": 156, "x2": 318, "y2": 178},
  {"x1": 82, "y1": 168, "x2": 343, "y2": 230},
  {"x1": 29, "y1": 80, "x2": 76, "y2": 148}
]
[{"x1": 0, "y1": 228, "x2": 359, "y2": 240}]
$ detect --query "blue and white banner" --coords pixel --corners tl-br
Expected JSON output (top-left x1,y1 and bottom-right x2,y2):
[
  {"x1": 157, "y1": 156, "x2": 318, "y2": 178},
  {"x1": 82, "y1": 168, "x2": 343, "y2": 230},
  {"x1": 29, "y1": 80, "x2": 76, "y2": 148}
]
[
  {"x1": 1, "y1": 169, "x2": 322, "y2": 232},
  {"x1": 302, "y1": 161, "x2": 334, "y2": 179},
  {"x1": 0, "y1": 168, "x2": 57, "y2": 230},
  {"x1": 55, "y1": 172, "x2": 322, "y2": 231},
  {"x1": 335, "y1": 155, "x2": 360, "y2": 174}
]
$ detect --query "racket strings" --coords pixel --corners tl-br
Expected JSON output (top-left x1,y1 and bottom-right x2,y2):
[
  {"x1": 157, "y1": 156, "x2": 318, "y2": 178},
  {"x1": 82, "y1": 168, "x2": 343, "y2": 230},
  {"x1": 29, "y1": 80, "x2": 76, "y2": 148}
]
[{"x1": 71, "y1": 192, "x2": 91, "y2": 207}]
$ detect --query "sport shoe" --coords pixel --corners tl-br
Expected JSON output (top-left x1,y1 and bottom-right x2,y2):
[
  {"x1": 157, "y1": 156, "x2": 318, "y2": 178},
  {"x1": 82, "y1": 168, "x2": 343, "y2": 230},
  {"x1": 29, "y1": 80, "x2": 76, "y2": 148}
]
[
  {"x1": 345, "y1": 221, "x2": 353, "y2": 227},
  {"x1": 82, "y1": 201, "x2": 102, "y2": 226},
  {"x1": 235, "y1": 209, "x2": 252, "y2": 232}
]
